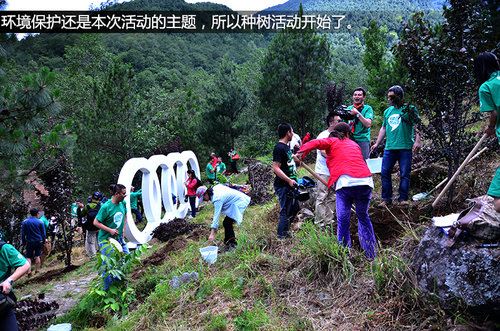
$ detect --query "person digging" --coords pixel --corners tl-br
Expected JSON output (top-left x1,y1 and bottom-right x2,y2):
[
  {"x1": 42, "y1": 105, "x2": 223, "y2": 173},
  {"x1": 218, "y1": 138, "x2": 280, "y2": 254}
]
[{"x1": 197, "y1": 185, "x2": 250, "y2": 252}]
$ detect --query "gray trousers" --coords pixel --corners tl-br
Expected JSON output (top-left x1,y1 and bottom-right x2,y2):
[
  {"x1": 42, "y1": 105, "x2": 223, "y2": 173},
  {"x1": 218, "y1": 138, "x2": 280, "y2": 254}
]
[
  {"x1": 315, "y1": 173, "x2": 336, "y2": 224},
  {"x1": 85, "y1": 230, "x2": 98, "y2": 259}
]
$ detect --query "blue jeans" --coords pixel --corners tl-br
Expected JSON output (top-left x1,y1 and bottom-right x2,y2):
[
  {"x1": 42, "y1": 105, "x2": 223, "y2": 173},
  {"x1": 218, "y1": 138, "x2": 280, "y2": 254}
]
[
  {"x1": 336, "y1": 186, "x2": 377, "y2": 258},
  {"x1": 356, "y1": 141, "x2": 370, "y2": 160},
  {"x1": 131, "y1": 209, "x2": 143, "y2": 222},
  {"x1": 188, "y1": 196, "x2": 197, "y2": 217},
  {"x1": 0, "y1": 306, "x2": 18, "y2": 331},
  {"x1": 98, "y1": 236, "x2": 130, "y2": 290},
  {"x1": 274, "y1": 186, "x2": 300, "y2": 238},
  {"x1": 381, "y1": 149, "x2": 412, "y2": 202}
]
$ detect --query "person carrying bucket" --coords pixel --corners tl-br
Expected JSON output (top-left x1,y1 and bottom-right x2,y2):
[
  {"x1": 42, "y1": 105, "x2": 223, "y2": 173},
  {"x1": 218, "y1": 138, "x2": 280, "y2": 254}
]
[{"x1": 196, "y1": 185, "x2": 250, "y2": 251}]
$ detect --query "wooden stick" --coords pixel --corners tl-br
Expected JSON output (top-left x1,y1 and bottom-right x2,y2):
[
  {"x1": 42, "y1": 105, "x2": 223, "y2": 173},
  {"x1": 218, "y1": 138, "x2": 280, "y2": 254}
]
[
  {"x1": 432, "y1": 134, "x2": 488, "y2": 208},
  {"x1": 426, "y1": 147, "x2": 488, "y2": 196},
  {"x1": 293, "y1": 155, "x2": 329, "y2": 187}
]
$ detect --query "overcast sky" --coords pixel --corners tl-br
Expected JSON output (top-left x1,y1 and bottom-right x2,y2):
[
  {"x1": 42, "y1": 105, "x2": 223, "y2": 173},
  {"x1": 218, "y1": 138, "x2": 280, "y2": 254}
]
[{"x1": 6, "y1": 0, "x2": 288, "y2": 11}]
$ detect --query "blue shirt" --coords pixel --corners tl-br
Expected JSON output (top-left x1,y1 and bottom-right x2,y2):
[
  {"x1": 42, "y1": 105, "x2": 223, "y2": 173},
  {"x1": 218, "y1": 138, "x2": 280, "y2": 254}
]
[
  {"x1": 210, "y1": 184, "x2": 251, "y2": 229},
  {"x1": 21, "y1": 217, "x2": 46, "y2": 244}
]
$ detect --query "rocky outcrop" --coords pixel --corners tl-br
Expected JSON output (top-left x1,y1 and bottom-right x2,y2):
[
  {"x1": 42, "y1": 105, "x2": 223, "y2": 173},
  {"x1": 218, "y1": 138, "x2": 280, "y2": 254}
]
[{"x1": 411, "y1": 227, "x2": 500, "y2": 311}]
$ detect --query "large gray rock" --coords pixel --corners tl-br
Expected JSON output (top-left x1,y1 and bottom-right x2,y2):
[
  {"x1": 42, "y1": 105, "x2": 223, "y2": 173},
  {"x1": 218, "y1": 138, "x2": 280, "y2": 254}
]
[{"x1": 411, "y1": 227, "x2": 500, "y2": 311}]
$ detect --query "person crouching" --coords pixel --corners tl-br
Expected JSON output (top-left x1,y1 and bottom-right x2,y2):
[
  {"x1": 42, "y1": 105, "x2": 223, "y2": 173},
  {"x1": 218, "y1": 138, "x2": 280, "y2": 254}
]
[{"x1": 197, "y1": 185, "x2": 250, "y2": 251}]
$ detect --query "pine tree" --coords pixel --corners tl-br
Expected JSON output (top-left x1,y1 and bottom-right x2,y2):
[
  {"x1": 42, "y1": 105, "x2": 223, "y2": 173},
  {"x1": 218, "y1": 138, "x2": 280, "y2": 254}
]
[{"x1": 258, "y1": 4, "x2": 332, "y2": 137}]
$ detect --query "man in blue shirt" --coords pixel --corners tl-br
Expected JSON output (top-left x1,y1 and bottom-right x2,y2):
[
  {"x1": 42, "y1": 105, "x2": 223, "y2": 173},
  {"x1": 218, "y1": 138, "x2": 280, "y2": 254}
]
[{"x1": 21, "y1": 208, "x2": 47, "y2": 275}]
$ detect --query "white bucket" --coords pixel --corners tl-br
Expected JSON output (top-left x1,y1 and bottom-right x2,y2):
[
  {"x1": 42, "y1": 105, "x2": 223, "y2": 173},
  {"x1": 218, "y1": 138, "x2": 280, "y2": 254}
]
[
  {"x1": 200, "y1": 245, "x2": 218, "y2": 264},
  {"x1": 47, "y1": 324, "x2": 72, "y2": 331},
  {"x1": 366, "y1": 157, "x2": 382, "y2": 174}
]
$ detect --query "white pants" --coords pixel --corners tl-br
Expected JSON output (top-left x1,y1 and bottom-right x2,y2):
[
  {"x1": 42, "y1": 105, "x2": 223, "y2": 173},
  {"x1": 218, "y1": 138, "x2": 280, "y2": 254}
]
[
  {"x1": 85, "y1": 230, "x2": 98, "y2": 258},
  {"x1": 315, "y1": 173, "x2": 336, "y2": 224}
]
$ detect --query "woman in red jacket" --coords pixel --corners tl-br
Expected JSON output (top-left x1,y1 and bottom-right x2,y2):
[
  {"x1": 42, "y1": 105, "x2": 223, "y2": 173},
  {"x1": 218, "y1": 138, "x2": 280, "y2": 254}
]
[
  {"x1": 185, "y1": 170, "x2": 199, "y2": 218},
  {"x1": 296, "y1": 122, "x2": 377, "y2": 258}
]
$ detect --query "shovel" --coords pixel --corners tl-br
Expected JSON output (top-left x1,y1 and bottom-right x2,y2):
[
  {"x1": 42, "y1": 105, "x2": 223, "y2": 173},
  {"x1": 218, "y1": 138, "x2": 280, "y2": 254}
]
[
  {"x1": 431, "y1": 133, "x2": 488, "y2": 210},
  {"x1": 412, "y1": 146, "x2": 488, "y2": 201}
]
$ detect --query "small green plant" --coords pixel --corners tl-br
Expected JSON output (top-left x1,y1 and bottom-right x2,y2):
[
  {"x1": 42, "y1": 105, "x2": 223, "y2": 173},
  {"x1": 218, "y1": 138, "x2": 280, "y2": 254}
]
[
  {"x1": 90, "y1": 242, "x2": 148, "y2": 316},
  {"x1": 233, "y1": 302, "x2": 270, "y2": 330},
  {"x1": 299, "y1": 222, "x2": 357, "y2": 283},
  {"x1": 205, "y1": 313, "x2": 228, "y2": 331},
  {"x1": 369, "y1": 248, "x2": 408, "y2": 297}
]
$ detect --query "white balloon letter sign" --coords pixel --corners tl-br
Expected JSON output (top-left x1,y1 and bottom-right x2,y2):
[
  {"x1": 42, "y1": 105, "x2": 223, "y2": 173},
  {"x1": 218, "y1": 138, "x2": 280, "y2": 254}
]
[{"x1": 117, "y1": 151, "x2": 200, "y2": 244}]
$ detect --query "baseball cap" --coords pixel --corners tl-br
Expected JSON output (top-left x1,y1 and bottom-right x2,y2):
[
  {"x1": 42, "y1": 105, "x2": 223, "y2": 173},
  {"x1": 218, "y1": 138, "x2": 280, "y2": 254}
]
[
  {"x1": 92, "y1": 192, "x2": 102, "y2": 200},
  {"x1": 196, "y1": 186, "x2": 208, "y2": 206}
]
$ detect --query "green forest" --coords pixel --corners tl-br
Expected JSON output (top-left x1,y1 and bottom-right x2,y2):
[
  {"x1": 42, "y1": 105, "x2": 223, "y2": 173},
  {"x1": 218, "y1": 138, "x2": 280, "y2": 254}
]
[
  {"x1": 0, "y1": 0, "x2": 500, "y2": 328},
  {"x1": 1, "y1": 0, "x2": 499, "y2": 237}
]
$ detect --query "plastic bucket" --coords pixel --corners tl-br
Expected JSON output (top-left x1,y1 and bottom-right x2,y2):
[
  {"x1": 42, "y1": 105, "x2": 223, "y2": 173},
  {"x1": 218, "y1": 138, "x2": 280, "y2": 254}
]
[
  {"x1": 366, "y1": 157, "x2": 382, "y2": 174},
  {"x1": 47, "y1": 324, "x2": 72, "y2": 331},
  {"x1": 200, "y1": 245, "x2": 218, "y2": 264}
]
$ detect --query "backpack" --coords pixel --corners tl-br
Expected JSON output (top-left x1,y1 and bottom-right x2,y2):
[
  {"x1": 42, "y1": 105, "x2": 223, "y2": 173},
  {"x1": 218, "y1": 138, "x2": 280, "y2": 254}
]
[
  {"x1": 445, "y1": 195, "x2": 500, "y2": 247},
  {"x1": 82, "y1": 203, "x2": 101, "y2": 231},
  {"x1": 194, "y1": 178, "x2": 203, "y2": 190},
  {"x1": 223, "y1": 183, "x2": 250, "y2": 195}
]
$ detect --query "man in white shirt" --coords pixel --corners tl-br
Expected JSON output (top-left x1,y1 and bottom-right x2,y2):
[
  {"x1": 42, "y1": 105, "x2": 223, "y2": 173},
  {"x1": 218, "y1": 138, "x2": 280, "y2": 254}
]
[{"x1": 314, "y1": 114, "x2": 340, "y2": 226}]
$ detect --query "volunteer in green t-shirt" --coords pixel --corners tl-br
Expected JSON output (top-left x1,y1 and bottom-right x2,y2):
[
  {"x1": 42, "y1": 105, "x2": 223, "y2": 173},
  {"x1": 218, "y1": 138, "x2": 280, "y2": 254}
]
[
  {"x1": 346, "y1": 87, "x2": 374, "y2": 160},
  {"x1": 475, "y1": 52, "x2": 500, "y2": 212},
  {"x1": 216, "y1": 156, "x2": 226, "y2": 180},
  {"x1": 129, "y1": 187, "x2": 143, "y2": 223},
  {"x1": 0, "y1": 243, "x2": 30, "y2": 330},
  {"x1": 371, "y1": 85, "x2": 421, "y2": 207},
  {"x1": 206, "y1": 157, "x2": 216, "y2": 185},
  {"x1": 94, "y1": 183, "x2": 130, "y2": 289}
]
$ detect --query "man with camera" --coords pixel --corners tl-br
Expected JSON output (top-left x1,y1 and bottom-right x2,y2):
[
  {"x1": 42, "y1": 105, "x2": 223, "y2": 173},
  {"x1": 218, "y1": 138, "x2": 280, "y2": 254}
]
[
  {"x1": 346, "y1": 87, "x2": 374, "y2": 160},
  {"x1": 272, "y1": 123, "x2": 301, "y2": 239}
]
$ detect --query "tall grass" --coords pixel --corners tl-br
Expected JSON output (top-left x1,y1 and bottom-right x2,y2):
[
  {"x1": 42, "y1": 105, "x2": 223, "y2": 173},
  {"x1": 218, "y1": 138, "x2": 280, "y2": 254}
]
[{"x1": 298, "y1": 222, "x2": 358, "y2": 283}]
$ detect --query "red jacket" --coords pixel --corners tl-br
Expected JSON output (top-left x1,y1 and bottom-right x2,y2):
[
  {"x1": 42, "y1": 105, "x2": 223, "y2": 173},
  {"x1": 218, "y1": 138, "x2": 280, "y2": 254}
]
[
  {"x1": 298, "y1": 137, "x2": 371, "y2": 188},
  {"x1": 186, "y1": 178, "x2": 198, "y2": 196}
]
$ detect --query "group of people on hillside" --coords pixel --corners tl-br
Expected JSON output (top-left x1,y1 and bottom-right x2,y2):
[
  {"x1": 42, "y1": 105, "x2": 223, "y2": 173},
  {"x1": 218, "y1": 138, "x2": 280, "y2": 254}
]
[
  {"x1": 2, "y1": 52, "x2": 499, "y2": 330},
  {"x1": 206, "y1": 149, "x2": 239, "y2": 184},
  {"x1": 271, "y1": 51, "x2": 500, "y2": 260}
]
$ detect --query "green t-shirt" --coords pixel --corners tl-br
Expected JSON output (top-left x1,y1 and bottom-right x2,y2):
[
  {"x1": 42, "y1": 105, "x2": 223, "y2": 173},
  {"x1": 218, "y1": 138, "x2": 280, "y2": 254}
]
[
  {"x1": 383, "y1": 105, "x2": 420, "y2": 150},
  {"x1": 95, "y1": 200, "x2": 127, "y2": 243},
  {"x1": 206, "y1": 163, "x2": 216, "y2": 180},
  {"x1": 479, "y1": 70, "x2": 500, "y2": 144},
  {"x1": 0, "y1": 244, "x2": 27, "y2": 284},
  {"x1": 40, "y1": 215, "x2": 49, "y2": 230},
  {"x1": 130, "y1": 189, "x2": 142, "y2": 210},
  {"x1": 71, "y1": 203, "x2": 78, "y2": 217},
  {"x1": 217, "y1": 162, "x2": 226, "y2": 174},
  {"x1": 346, "y1": 104, "x2": 374, "y2": 142}
]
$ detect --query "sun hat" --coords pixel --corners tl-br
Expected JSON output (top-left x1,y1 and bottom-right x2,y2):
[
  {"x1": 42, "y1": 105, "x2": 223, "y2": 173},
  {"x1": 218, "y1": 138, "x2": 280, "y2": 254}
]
[{"x1": 196, "y1": 186, "x2": 208, "y2": 206}]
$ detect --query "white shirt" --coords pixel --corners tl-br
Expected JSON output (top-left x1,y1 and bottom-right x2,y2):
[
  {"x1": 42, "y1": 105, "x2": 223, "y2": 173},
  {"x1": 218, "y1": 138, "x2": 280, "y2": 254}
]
[
  {"x1": 288, "y1": 133, "x2": 301, "y2": 151},
  {"x1": 314, "y1": 129, "x2": 331, "y2": 176},
  {"x1": 335, "y1": 175, "x2": 374, "y2": 191}
]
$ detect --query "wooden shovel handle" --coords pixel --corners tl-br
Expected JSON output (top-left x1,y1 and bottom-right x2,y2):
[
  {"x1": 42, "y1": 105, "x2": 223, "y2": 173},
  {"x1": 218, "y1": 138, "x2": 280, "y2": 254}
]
[
  {"x1": 293, "y1": 155, "x2": 329, "y2": 187},
  {"x1": 432, "y1": 133, "x2": 487, "y2": 208}
]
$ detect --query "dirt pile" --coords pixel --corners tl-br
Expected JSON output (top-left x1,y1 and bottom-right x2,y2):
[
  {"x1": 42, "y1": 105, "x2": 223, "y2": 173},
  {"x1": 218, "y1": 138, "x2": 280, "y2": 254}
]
[
  {"x1": 245, "y1": 159, "x2": 275, "y2": 205},
  {"x1": 151, "y1": 218, "x2": 202, "y2": 242}
]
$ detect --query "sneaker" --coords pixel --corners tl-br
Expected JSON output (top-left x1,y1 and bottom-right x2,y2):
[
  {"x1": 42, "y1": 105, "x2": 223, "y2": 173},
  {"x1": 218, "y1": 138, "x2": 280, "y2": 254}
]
[
  {"x1": 378, "y1": 200, "x2": 392, "y2": 208},
  {"x1": 277, "y1": 233, "x2": 292, "y2": 239},
  {"x1": 398, "y1": 200, "x2": 409, "y2": 207}
]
